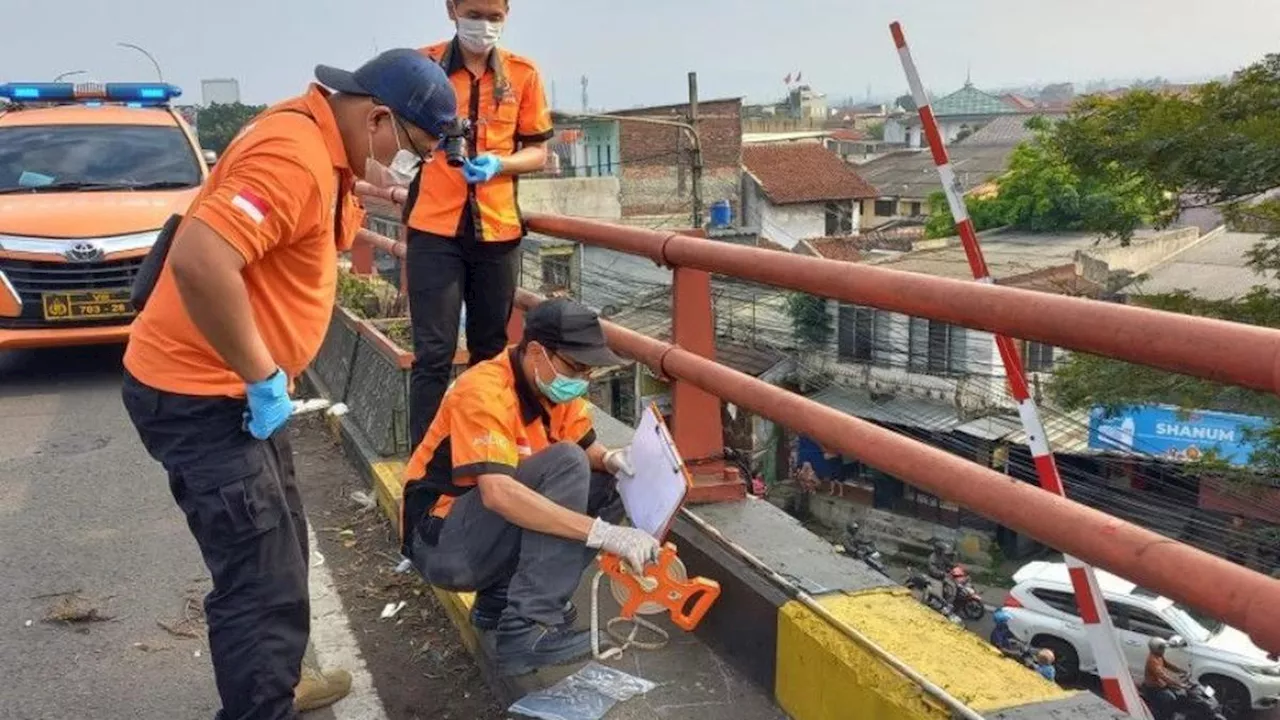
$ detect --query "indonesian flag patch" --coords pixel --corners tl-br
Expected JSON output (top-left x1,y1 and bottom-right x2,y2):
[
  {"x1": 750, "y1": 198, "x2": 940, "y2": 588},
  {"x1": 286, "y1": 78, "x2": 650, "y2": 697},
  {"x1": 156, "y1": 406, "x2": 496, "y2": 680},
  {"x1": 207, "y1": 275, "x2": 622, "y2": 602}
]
[{"x1": 231, "y1": 188, "x2": 269, "y2": 225}]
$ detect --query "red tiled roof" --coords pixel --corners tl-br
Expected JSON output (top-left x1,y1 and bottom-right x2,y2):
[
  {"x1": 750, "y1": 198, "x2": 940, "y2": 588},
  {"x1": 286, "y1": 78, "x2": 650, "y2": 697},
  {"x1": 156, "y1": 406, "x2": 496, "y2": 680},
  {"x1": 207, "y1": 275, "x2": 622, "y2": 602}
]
[
  {"x1": 808, "y1": 238, "x2": 863, "y2": 263},
  {"x1": 743, "y1": 143, "x2": 879, "y2": 204}
]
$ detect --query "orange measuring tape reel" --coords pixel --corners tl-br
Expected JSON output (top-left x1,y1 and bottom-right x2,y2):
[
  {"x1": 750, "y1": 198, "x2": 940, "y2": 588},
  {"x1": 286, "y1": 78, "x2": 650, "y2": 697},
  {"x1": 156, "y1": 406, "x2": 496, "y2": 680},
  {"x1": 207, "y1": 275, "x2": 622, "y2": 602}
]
[{"x1": 599, "y1": 542, "x2": 721, "y2": 632}]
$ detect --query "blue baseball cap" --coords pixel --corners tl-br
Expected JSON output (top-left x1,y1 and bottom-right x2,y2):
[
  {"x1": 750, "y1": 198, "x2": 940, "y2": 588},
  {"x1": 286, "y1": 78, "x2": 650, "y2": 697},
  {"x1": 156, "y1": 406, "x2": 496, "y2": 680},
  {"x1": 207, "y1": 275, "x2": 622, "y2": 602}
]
[{"x1": 315, "y1": 49, "x2": 457, "y2": 138}]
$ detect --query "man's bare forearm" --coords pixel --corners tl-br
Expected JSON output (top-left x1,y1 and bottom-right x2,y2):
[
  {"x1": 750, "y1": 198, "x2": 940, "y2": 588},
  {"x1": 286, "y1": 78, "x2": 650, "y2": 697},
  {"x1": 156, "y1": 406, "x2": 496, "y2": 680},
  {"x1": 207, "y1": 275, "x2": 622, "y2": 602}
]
[
  {"x1": 169, "y1": 218, "x2": 277, "y2": 383},
  {"x1": 499, "y1": 142, "x2": 549, "y2": 175}
]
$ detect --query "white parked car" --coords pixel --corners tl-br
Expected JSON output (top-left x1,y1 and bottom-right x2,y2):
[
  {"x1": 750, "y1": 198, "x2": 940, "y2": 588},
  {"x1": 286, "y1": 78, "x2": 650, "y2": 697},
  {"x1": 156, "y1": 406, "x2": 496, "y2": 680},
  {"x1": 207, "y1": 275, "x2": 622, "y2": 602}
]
[{"x1": 1002, "y1": 561, "x2": 1280, "y2": 718}]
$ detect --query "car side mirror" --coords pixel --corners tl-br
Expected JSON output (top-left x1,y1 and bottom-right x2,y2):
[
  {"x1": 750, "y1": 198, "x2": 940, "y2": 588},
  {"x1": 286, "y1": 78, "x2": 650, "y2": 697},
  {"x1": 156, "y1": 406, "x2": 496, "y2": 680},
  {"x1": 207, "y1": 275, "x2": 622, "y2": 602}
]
[
  {"x1": 1168, "y1": 635, "x2": 1188, "y2": 649},
  {"x1": 202, "y1": 149, "x2": 218, "y2": 167}
]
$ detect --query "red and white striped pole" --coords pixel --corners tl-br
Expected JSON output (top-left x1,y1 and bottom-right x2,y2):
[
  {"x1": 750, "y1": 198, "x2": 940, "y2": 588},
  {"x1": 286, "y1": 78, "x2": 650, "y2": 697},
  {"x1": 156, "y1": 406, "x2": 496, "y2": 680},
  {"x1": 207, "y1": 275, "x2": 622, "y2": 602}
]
[{"x1": 889, "y1": 22, "x2": 1149, "y2": 718}]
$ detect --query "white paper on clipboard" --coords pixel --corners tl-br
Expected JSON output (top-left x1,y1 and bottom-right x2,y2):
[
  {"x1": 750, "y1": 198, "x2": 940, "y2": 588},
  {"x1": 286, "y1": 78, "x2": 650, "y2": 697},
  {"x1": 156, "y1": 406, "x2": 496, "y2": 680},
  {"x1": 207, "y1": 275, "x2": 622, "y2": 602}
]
[{"x1": 616, "y1": 404, "x2": 690, "y2": 541}]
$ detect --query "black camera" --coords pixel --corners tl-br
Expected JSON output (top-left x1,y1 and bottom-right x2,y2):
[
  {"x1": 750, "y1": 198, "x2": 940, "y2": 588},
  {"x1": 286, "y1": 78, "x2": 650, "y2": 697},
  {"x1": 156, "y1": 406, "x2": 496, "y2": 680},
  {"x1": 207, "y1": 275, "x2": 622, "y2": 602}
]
[{"x1": 439, "y1": 118, "x2": 472, "y2": 167}]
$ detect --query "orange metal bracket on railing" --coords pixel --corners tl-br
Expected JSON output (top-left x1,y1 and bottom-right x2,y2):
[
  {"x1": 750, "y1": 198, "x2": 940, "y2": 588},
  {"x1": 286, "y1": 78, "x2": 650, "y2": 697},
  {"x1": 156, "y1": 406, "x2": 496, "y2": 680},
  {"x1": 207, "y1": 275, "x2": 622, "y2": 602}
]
[
  {"x1": 524, "y1": 213, "x2": 1280, "y2": 395},
  {"x1": 508, "y1": 290, "x2": 1280, "y2": 654}
]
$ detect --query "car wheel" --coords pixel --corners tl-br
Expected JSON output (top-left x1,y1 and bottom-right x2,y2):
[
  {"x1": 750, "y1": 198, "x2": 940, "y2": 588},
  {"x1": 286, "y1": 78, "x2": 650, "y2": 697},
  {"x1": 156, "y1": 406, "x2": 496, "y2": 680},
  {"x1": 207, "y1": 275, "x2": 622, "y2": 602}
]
[
  {"x1": 1201, "y1": 674, "x2": 1250, "y2": 719},
  {"x1": 1032, "y1": 636, "x2": 1079, "y2": 685}
]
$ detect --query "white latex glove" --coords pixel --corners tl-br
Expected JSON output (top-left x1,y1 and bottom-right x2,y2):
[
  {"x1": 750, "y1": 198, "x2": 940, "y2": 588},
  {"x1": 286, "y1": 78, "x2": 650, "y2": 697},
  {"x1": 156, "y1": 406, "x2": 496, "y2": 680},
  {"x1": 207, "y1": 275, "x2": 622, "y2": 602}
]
[
  {"x1": 586, "y1": 518, "x2": 660, "y2": 573},
  {"x1": 603, "y1": 447, "x2": 635, "y2": 480}
]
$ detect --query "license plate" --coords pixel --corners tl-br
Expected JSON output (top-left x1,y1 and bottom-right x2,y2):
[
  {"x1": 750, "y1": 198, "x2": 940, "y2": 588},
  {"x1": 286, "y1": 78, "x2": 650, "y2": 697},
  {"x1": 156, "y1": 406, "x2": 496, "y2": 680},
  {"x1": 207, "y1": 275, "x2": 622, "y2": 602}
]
[{"x1": 42, "y1": 289, "x2": 134, "y2": 321}]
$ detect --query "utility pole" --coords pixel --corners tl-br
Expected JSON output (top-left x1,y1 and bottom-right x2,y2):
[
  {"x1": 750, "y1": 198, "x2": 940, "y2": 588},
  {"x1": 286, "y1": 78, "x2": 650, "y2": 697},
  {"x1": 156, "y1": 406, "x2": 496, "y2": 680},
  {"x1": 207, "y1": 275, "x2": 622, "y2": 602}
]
[{"x1": 687, "y1": 71, "x2": 704, "y2": 229}]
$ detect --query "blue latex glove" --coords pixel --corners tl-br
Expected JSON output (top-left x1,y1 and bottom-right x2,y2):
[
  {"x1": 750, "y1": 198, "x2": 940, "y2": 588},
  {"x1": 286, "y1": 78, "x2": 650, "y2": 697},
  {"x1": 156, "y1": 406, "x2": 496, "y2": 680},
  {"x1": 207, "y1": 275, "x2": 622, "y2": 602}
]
[
  {"x1": 244, "y1": 369, "x2": 293, "y2": 440},
  {"x1": 462, "y1": 154, "x2": 502, "y2": 184}
]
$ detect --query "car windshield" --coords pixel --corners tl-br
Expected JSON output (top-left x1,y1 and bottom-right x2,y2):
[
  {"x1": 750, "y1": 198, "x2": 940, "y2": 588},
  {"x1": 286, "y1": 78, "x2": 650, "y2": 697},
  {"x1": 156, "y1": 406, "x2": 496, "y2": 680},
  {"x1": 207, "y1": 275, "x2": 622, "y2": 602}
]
[
  {"x1": 1164, "y1": 602, "x2": 1222, "y2": 642},
  {"x1": 0, "y1": 124, "x2": 201, "y2": 193}
]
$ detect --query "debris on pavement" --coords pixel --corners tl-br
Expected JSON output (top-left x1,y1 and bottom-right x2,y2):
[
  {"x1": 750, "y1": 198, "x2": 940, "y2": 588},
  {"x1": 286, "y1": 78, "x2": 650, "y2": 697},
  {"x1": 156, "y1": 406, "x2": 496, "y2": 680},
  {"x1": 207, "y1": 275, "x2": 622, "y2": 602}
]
[
  {"x1": 350, "y1": 490, "x2": 377, "y2": 511},
  {"x1": 42, "y1": 594, "x2": 115, "y2": 625},
  {"x1": 380, "y1": 601, "x2": 407, "y2": 620}
]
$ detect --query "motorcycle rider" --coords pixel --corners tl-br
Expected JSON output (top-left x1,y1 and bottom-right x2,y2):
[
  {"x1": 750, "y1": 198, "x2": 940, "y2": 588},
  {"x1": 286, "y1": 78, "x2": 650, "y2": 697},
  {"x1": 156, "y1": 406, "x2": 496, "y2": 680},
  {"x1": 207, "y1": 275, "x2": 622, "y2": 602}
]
[
  {"x1": 1144, "y1": 637, "x2": 1188, "y2": 718},
  {"x1": 990, "y1": 609, "x2": 1016, "y2": 651}
]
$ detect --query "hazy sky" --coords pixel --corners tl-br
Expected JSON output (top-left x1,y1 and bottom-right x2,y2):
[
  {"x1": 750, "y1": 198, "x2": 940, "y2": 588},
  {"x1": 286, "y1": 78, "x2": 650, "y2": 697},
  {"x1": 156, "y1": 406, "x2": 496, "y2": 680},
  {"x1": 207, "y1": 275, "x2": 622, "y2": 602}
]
[{"x1": 5, "y1": 0, "x2": 1278, "y2": 110}]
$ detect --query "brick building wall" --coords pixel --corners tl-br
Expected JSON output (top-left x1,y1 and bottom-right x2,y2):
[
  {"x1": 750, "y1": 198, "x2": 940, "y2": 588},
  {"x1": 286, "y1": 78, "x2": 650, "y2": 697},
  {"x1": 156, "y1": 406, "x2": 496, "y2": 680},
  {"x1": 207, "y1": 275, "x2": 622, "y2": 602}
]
[{"x1": 613, "y1": 98, "x2": 743, "y2": 221}]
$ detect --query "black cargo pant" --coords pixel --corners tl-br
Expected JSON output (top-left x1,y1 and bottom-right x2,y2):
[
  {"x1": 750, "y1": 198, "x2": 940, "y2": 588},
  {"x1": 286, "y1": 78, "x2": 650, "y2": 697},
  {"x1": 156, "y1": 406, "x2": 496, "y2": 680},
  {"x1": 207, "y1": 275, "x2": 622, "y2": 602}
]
[
  {"x1": 406, "y1": 222, "x2": 522, "y2": 450},
  {"x1": 122, "y1": 373, "x2": 308, "y2": 720}
]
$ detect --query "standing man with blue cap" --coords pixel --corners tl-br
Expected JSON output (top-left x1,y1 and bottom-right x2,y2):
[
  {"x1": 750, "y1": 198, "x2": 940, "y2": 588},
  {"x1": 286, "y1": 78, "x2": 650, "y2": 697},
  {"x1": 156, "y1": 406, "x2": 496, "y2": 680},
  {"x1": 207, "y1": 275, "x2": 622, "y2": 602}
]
[{"x1": 121, "y1": 49, "x2": 457, "y2": 719}]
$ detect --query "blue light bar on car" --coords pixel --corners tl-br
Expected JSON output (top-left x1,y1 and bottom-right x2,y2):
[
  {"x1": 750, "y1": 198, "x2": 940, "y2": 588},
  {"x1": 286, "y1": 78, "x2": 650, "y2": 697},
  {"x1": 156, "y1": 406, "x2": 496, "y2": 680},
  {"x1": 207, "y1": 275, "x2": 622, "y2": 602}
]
[{"x1": 0, "y1": 82, "x2": 183, "y2": 105}]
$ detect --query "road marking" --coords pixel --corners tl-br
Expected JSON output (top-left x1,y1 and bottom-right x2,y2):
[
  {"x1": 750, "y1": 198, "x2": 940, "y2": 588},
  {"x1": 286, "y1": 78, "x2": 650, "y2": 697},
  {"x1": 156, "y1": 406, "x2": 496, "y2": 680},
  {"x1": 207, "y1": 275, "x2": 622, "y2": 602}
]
[{"x1": 308, "y1": 523, "x2": 390, "y2": 720}]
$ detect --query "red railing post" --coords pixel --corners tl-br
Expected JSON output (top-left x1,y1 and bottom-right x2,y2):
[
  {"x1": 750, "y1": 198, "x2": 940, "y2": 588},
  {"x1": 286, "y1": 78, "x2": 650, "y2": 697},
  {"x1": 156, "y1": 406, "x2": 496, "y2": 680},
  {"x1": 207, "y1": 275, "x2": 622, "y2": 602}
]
[
  {"x1": 350, "y1": 237, "x2": 374, "y2": 275},
  {"x1": 506, "y1": 304, "x2": 525, "y2": 346},
  {"x1": 672, "y1": 232, "x2": 745, "y2": 503}
]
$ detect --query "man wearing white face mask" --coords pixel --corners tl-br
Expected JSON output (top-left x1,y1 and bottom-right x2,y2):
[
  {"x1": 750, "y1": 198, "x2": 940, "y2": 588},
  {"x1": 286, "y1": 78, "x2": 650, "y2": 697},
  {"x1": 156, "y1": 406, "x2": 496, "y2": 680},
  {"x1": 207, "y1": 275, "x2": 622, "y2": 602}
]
[
  {"x1": 122, "y1": 49, "x2": 456, "y2": 719},
  {"x1": 404, "y1": 0, "x2": 555, "y2": 453}
]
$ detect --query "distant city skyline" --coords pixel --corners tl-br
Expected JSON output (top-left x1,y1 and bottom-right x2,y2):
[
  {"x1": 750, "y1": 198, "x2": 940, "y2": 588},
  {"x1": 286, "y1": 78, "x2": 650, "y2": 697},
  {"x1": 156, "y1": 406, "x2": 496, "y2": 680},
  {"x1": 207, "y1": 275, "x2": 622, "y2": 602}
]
[{"x1": 3, "y1": 0, "x2": 1276, "y2": 110}]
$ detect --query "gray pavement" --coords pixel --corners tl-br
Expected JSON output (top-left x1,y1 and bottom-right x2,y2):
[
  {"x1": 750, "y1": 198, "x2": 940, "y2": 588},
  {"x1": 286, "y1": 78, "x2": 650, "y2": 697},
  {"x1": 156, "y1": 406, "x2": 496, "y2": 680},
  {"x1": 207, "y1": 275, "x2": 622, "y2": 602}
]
[{"x1": 0, "y1": 347, "x2": 348, "y2": 720}]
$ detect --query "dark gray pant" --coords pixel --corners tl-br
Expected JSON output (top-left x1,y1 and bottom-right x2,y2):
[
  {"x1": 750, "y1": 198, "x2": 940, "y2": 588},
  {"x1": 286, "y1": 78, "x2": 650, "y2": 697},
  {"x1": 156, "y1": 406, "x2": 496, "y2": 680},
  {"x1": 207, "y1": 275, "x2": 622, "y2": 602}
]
[
  {"x1": 122, "y1": 373, "x2": 308, "y2": 720},
  {"x1": 410, "y1": 443, "x2": 623, "y2": 626},
  {"x1": 406, "y1": 227, "x2": 522, "y2": 450}
]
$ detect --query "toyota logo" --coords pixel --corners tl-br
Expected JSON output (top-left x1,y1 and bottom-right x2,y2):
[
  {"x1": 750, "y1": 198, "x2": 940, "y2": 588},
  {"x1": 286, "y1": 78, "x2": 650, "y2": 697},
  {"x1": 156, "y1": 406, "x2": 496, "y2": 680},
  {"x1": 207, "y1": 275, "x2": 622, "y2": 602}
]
[{"x1": 64, "y1": 242, "x2": 104, "y2": 263}]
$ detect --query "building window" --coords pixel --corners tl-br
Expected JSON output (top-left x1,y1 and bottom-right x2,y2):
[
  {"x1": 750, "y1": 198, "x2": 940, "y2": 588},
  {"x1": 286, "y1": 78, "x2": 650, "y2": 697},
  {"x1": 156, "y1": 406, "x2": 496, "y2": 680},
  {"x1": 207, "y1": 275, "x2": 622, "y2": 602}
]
[
  {"x1": 908, "y1": 201, "x2": 923, "y2": 217},
  {"x1": 908, "y1": 317, "x2": 966, "y2": 375},
  {"x1": 541, "y1": 252, "x2": 572, "y2": 293},
  {"x1": 837, "y1": 304, "x2": 876, "y2": 363},
  {"x1": 1024, "y1": 341, "x2": 1055, "y2": 372},
  {"x1": 825, "y1": 202, "x2": 853, "y2": 236},
  {"x1": 874, "y1": 199, "x2": 896, "y2": 217}
]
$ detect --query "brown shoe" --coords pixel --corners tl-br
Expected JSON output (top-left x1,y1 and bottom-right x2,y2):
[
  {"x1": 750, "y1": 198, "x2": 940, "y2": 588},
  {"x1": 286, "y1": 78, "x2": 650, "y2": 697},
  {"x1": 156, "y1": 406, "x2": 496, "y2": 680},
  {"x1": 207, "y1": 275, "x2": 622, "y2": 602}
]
[{"x1": 294, "y1": 665, "x2": 352, "y2": 713}]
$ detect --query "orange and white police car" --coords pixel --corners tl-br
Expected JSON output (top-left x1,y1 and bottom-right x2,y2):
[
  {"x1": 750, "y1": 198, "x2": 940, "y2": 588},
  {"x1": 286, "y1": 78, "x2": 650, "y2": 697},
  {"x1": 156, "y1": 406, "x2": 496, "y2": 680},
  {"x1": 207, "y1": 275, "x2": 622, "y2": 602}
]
[{"x1": 0, "y1": 82, "x2": 208, "y2": 351}]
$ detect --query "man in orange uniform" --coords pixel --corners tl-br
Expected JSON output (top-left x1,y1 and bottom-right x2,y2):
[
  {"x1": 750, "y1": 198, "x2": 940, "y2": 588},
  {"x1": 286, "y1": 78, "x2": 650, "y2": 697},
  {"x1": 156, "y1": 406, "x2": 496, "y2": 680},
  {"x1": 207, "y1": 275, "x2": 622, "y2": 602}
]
[
  {"x1": 403, "y1": 0, "x2": 555, "y2": 450},
  {"x1": 400, "y1": 298, "x2": 658, "y2": 676},
  {"x1": 121, "y1": 50, "x2": 456, "y2": 720}
]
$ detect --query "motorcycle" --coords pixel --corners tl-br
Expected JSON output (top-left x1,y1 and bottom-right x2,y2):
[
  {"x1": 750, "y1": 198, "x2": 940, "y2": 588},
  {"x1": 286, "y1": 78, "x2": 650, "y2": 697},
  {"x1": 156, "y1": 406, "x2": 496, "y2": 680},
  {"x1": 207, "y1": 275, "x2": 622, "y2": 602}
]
[
  {"x1": 843, "y1": 522, "x2": 891, "y2": 578},
  {"x1": 905, "y1": 567, "x2": 964, "y2": 626},
  {"x1": 943, "y1": 566, "x2": 986, "y2": 621},
  {"x1": 1141, "y1": 679, "x2": 1227, "y2": 720}
]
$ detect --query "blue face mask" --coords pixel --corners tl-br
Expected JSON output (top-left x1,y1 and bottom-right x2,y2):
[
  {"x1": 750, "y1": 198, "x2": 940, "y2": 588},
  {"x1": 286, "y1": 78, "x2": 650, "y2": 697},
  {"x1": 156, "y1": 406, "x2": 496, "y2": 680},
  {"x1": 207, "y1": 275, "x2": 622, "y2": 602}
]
[{"x1": 536, "y1": 350, "x2": 590, "y2": 404}]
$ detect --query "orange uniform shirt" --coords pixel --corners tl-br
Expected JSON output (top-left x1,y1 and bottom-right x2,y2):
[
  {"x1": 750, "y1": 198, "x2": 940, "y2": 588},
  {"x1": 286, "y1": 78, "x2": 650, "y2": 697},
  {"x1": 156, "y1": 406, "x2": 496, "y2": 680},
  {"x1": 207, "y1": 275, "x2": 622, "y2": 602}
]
[
  {"x1": 400, "y1": 347, "x2": 596, "y2": 544},
  {"x1": 404, "y1": 40, "x2": 554, "y2": 242},
  {"x1": 124, "y1": 84, "x2": 365, "y2": 397}
]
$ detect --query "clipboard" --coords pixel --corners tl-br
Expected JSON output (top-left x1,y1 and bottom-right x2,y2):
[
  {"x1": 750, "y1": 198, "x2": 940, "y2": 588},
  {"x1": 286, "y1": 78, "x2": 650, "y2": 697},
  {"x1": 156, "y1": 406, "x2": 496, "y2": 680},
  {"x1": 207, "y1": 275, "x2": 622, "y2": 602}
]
[{"x1": 616, "y1": 402, "x2": 693, "y2": 541}]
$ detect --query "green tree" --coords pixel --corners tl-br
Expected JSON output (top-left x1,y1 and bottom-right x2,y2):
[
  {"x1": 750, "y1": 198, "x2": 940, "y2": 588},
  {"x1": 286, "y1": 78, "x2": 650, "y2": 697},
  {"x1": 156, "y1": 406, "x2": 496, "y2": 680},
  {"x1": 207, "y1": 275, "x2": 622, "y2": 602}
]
[
  {"x1": 895, "y1": 94, "x2": 916, "y2": 112},
  {"x1": 784, "y1": 293, "x2": 832, "y2": 349},
  {"x1": 1050, "y1": 53, "x2": 1280, "y2": 244},
  {"x1": 1045, "y1": 55, "x2": 1280, "y2": 483},
  {"x1": 924, "y1": 117, "x2": 1168, "y2": 240},
  {"x1": 197, "y1": 102, "x2": 267, "y2": 154}
]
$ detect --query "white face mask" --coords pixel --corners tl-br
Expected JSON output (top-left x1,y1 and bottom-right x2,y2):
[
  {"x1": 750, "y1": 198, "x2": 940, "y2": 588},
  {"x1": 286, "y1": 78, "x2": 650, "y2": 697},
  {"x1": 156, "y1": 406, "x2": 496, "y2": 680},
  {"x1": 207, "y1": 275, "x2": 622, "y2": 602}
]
[
  {"x1": 457, "y1": 17, "x2": 504, "y2": 54},
  {"x1": 364, "y1": 122, "x2": 422, "y2": 188}
]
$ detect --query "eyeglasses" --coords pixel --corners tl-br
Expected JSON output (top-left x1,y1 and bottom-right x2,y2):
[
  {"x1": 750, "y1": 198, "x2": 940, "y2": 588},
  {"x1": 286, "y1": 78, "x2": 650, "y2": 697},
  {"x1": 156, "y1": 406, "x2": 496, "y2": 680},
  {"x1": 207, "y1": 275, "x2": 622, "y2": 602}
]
[
  {"x1": 392, "y1": 114, "x2": 430, "y2": 164},
  {"x1": 552, "y1": 352, "x2": 591, "y2": 378}
]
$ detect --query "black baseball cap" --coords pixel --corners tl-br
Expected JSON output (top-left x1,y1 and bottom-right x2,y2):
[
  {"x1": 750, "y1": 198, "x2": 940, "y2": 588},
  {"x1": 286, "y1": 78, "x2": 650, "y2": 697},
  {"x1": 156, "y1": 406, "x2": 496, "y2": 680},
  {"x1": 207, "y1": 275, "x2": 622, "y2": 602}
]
[
  {"x1": 314, "y1": 49, "x2": 457, "y2": 138},
  {"x1": 523, "y1": 298, "x2": 625, "y2": 368}
]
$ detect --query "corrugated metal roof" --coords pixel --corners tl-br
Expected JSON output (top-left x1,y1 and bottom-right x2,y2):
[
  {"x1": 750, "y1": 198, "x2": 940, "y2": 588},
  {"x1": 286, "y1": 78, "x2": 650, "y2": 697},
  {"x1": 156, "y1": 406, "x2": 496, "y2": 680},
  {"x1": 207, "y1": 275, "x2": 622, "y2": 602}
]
[
  {"x1": 807, "y1": 385, "x2": 961, "y2": 432},
  {"x1": 1128, "y1": 232, "x2": 1278, "y2": 301},
  {"x1": 856, "y1": 146, "x2": 1016, "y2": 201},
  {"x1": 956, "y1": 113, "x2": 1068, "y2": 147},
  {"x1": 869, "y1": 228, "x2": 1122, "y2": 281},
  {"x1": 954, "y1": 415, "x2": 1024, "y2": 440}
]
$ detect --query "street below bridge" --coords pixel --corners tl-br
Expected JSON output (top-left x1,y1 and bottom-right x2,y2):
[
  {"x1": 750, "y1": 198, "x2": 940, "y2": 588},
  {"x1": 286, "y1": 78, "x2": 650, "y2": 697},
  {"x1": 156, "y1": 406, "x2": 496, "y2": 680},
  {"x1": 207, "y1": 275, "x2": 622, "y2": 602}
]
[{"x1": 0, "y1": 345, "x2": 499, "y2": 720}]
